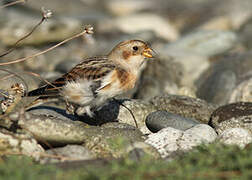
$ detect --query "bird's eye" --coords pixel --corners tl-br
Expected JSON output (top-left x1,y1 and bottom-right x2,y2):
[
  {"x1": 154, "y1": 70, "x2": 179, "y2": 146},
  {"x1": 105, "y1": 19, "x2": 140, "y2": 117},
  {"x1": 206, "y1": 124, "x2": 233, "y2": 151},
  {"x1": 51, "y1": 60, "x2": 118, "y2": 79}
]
[{"x1": 132, "y1": 46, "x2": 138, "y2": 51}]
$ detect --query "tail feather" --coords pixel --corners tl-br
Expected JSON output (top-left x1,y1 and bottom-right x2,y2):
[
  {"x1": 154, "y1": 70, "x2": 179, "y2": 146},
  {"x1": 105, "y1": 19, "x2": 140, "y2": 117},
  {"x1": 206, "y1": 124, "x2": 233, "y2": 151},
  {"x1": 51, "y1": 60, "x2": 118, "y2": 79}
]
[{"x1": 27, "y1": 77, "x2": 66, "y2": 97}]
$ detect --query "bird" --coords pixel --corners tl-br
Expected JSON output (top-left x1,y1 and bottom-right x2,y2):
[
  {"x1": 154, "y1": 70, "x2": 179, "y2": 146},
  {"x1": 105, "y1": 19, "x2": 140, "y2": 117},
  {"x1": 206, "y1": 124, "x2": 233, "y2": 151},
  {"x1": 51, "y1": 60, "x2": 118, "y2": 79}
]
[{"x1": 27, "y1": 40, "x2": 155, "y2": 117}]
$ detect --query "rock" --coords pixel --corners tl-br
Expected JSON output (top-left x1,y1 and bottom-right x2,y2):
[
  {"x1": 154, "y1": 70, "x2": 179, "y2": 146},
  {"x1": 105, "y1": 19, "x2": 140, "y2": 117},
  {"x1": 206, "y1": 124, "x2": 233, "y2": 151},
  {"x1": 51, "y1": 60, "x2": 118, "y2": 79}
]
[
  {"x1": 98, "y1": 13, "x2": 179, "y2": 41},
  {"x1": 150, "y1": 94, "x2": 216, "y2": 124},
  {"x1": 145, "y1": 124, "x2": 217, "y2": 158},
  {"x1": 41, "y1": 145, "x2": 95, "y2": 164},
  {"x1": 196, "y1": 52, "x2": 252, "y2": 105},
  {"x1": 158, "y1": 30, "x2": 237, "y2": 86},
  {"x1": 145, "y1": 127, "x2": 183, "y2": 159},
  {"x1": 134, "y1": 57, "x2": 183, "y2": 100},
  {"x1": 0, "y1": 129, "x2": 44, "y2": 158},
  {"x1": 126, "y1": 141, "x2": 161, "y2": 160},
  {"x1": 209, "y1": 102, "x2": 252, "y2": 134},
  {"x1": 18, "y1": 111, "x2": 144, "y2": 149},
  {"x1": 28, "y1": 106, "x2": 79, "y2": 121},
  {"x1": 161, "y1": 30, "x2": 237, "y2": 57},
  {"x1": 105, "y1": 0, "x2": 153, "y2": 16},
  {"x1": 95, "y1": 99, "x2": 157, "y2": 134},
  {"x1": 82, "y1": 127, "x2": 144, "y2": 159},
  {"x1": 146, "y1": 110, "x2": 201, "y2": 132},
  {"x1": 229, "y1": 76, "x2": 252, "y2": 103},
  {"x1": 219, "y1": 128, "x2": 252, "y2": 148},
  {"x1": 239, "y1": 16, "x2": 252, "y2": 49},
  {"x1": 179, "y1": 124, "x2": 217, "y2": 151},
  {"x1": 101, "y1": 122, "x2": 138, "y2": 131}
]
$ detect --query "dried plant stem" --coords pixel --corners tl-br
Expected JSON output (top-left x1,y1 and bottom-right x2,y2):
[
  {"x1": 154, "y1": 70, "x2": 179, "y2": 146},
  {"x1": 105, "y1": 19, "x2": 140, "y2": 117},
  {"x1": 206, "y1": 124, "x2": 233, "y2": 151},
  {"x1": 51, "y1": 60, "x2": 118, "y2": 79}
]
[
  {"x1": 24, "y1": 71, "x2": 57, "y2": 89},
  {"x1": 0, "y1": 30, "x2": 89, "y2": 66},
  {"x1": 0, "y1": 0, "x2": 26, "y2": 9},
  {"x1": 0, "y1": 17, "x2": 46, "y2": 58}
]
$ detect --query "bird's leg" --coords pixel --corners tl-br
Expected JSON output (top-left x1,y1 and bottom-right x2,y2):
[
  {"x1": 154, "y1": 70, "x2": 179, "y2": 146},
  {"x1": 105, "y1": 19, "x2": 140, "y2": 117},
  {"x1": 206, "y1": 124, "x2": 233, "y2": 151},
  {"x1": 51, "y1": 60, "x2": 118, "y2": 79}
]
[
  {"x1": 65, "y1": 100, "x2": 75, "y2": 115},
  {"x1": 112, "y1": 98, "x2": 138, "y2": 128},
  {"x1": 76, "y1": 106, "x2": 94, "y2": 117}
]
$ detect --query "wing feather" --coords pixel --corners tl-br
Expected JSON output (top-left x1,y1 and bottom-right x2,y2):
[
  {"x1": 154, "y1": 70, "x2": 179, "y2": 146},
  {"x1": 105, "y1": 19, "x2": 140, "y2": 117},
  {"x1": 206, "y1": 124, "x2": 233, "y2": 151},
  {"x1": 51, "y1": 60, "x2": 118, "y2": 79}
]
[{"x1": 28, "y1": 56, "x2": 116, "y2": 97}]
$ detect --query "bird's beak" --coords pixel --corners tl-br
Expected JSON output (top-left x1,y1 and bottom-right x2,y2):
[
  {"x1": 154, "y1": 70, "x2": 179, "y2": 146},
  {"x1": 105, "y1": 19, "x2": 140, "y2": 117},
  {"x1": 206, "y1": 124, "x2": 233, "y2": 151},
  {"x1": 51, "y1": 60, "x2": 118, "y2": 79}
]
[{"x1": 142, "y1": 47, "x2": 156, "y2": 59}]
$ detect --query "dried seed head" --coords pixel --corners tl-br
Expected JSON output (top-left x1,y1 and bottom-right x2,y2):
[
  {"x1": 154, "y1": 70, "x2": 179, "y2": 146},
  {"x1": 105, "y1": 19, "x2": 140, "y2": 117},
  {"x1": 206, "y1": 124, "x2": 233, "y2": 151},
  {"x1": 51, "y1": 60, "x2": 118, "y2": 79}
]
[
  {"x1": 1, "y1": 102, "x2": 8, "y2": 112},
  {"x1": 41, "y1": 7, "x2": 52, "y2": 19},
  {"x1": 11, "y1": 83, "x2": 25, "y2": 95},
  {"x1": 84, "y1": 25, "x2": 94, "y2": 34}
]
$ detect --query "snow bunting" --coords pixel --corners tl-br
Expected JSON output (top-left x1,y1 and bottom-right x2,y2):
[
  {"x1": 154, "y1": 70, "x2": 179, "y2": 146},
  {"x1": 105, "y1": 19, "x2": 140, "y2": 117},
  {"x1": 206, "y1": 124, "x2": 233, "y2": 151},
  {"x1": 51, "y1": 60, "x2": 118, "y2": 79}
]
[{"x1": 28, "y1": 40, "x2": 155, "y2": 117}]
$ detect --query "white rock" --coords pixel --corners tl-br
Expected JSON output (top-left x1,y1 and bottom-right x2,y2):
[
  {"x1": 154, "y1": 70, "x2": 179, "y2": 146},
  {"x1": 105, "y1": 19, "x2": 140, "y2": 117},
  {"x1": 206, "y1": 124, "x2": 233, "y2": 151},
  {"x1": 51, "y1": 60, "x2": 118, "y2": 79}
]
[
  {"x1": 179, "y1": 124, "x2": 217, "y2": 151},
  {"x1": 145, "y1": 125, "x2": 217, "y2": 158},
  {"x1": 145, "y1": 127, "x2": 183, "y2": 158},
  {"x1": 219, "y1": 128, "x2": 252, "y2": 148}
]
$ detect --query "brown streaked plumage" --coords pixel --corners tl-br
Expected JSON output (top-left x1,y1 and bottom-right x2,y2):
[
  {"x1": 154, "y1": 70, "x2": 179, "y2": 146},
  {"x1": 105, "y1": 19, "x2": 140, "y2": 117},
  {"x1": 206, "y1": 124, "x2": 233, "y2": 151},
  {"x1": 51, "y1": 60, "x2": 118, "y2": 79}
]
[{"x1": 28, "y1": 40, "x2": 155, "y2": 117}]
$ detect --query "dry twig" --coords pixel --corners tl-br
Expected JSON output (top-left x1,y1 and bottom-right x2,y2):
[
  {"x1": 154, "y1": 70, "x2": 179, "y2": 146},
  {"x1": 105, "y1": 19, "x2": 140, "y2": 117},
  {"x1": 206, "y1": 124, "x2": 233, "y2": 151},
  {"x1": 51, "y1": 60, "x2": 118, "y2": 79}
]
[
  {"x1": 0, "y1": 25, "x2": 94, "y2": 66},
  {"x1": 0, "y1": 0, "x2": 26, "y2": 9},
  {"x1": 0, "y1": 7, "x2": 52, "y2": 58}
]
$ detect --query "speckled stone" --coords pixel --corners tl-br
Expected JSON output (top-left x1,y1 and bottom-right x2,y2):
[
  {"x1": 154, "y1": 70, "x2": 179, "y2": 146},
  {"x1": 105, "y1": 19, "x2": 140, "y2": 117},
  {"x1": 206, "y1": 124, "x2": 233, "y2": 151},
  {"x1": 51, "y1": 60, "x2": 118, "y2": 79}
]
[
  {"x1": 229, "y1": 76, "x2": 252, "y2": 103},
  {"x1": 150, "y1": 94, "x2": 216, "y2": 124},
  {"x1": 209, "y1": 102, "x2": 252, "y2": 134},
  {"x1": 145, "y1": 124, "x2": 217, "y2": 158},
  {"x1": 219, "y1": 128, "x2": 252, "y2": 148},
  {"x1": 0, "y1": 129, "x2": 44, "y2": 158}
]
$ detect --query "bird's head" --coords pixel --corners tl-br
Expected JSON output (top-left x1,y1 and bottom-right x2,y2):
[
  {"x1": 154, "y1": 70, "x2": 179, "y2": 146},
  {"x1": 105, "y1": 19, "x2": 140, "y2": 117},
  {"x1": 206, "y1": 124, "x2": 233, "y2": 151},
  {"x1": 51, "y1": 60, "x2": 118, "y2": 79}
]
[{"x1": 108, "y1": 40, "x2": 155, "y2": 71}]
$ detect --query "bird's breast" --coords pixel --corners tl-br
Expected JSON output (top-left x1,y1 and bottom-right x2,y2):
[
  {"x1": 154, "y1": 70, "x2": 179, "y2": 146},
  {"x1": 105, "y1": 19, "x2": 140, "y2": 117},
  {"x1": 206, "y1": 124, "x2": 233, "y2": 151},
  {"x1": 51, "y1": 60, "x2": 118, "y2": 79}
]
[{"x1": 113, "y1": 69, "x2": 137, "y2": 91}]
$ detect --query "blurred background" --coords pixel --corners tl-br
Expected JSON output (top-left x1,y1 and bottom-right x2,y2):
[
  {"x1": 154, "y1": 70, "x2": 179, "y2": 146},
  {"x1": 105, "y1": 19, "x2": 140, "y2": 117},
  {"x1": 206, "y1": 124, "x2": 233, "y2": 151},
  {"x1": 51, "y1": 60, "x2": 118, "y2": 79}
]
[{"x1": 0, "y1": 0, "x2": 252, "y2": 105}]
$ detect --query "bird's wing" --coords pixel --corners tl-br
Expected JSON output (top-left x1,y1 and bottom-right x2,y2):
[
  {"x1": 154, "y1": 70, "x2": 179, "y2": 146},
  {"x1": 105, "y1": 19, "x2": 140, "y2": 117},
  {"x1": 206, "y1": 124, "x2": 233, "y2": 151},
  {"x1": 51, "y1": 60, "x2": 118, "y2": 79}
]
[{"x1": 28, "y1": 56, "x2": 116, "y2": 97}]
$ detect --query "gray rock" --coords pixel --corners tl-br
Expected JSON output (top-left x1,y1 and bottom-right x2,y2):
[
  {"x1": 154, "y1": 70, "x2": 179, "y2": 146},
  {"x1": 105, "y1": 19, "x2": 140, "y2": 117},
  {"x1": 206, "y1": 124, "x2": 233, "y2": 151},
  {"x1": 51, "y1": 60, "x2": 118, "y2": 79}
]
[
  {"x1": 209, "y1": 102, "x2": 252, "y2": 134},
  {"x1": 126, "y1": 141, "x2": 161, "y2": 160},
  {"x1": 162, "y1": 30, "x2": 237, "y2": 57},
  {"x1": 146, "y1": 110, "x2": 200, "y2": 132},
  {"x1": 196, "y1": 52, "x2": 252, "y2": 105},
  {"x1": 150, "y1": 94, "x2": 216, "y2": 124},
  {"x1": 101, "y1": 122, "x2": 138, "y2": 131},
  {"x1": 41, "y1": 145, "x2": 95, "y2": 164},
  {"x1": 18, "y1": 111, "x2": 144, "y2": 146},
  {"x1": 134, "y1": 57, "x2": 183, "y2": 100},
  {"x1": 219, "y1": 128, "x2": 252, "y2": 148},
  {"x1": 158, "y1": 30, "x2": 237, "y2": 87},
  {"x1": 145, "y1": 124, "x2": 217, "y2": 158},
  {"x1": 28, "y1": 106, "x2": 80, "y2": 121}
]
